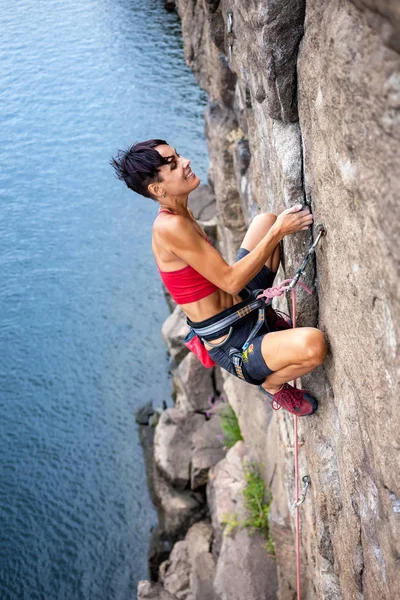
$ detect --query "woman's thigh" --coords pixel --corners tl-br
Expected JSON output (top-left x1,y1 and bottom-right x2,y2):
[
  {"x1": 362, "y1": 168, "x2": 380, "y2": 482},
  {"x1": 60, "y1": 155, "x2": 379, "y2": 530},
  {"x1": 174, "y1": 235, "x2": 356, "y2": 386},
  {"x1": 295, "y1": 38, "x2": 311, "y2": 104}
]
[
  {"x1": 208, "y1": 326, "x2": 326, "y2": 384},
  {"x1": 260, "y1": 327, "x2": 326, "y2": 372}
]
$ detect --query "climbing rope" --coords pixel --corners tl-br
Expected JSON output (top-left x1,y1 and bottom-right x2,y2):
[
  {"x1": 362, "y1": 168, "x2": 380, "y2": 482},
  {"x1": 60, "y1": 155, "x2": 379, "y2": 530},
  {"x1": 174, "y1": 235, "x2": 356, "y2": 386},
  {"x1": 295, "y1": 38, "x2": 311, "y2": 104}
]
[
  {"x1": 258, "y1": 224, "x2": 326, "y2": 599},
  {"x1": 291, "y1": 284, "x2": 304, "y2": 600}
]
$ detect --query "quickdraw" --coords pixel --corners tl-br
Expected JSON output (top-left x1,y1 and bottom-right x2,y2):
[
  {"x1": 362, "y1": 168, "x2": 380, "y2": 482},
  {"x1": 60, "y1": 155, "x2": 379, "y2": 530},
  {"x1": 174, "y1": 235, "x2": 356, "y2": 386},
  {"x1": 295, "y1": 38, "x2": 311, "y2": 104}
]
[
  {"x1": 287, "y1": 224, "x2": 327, "y2": 292},
  {"x1": 293, "y1": 475, "x2": 311, "y2": 509}
]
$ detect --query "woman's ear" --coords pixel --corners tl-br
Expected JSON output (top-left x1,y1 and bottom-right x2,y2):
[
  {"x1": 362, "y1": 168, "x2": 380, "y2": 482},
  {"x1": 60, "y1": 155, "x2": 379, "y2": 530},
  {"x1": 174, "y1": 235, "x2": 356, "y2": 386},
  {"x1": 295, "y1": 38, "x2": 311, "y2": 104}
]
[{"x1": 148, "y1": 182, "x2": 163, "y2": 199}]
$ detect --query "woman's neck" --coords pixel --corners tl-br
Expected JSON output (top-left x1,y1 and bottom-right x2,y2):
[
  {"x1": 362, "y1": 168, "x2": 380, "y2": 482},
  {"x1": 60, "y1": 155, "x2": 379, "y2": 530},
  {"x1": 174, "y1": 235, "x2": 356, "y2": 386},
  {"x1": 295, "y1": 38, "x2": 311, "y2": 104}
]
[{"x1": 158, "y1": 196, "x2": 189, "y2": 216}]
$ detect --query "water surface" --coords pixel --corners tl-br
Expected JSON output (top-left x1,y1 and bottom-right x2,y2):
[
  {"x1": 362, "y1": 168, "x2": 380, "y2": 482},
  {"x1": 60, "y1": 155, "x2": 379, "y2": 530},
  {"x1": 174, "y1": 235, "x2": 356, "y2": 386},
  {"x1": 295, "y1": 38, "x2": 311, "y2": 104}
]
[{"x1": 0, "y1": 1, "x2": 208, "y2": 598}]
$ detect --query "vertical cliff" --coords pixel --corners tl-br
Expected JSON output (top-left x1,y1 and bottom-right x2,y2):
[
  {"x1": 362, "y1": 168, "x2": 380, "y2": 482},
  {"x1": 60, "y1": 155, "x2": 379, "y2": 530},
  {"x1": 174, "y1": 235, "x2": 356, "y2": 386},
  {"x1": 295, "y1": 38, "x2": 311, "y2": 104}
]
[{"x1": 167, "y1": 1, "x2": 399, "y2": 598}]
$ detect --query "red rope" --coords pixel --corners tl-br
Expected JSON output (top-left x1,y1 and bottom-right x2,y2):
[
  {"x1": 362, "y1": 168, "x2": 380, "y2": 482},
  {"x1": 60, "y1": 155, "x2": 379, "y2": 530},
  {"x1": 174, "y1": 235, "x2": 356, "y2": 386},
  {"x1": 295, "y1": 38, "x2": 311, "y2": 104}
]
[
  {"x1": 291, "y1": 287, "x2": 301, "y2": 599},
  {"x1": 258, "y1": 277, "x2": 312, "y2": 598}
]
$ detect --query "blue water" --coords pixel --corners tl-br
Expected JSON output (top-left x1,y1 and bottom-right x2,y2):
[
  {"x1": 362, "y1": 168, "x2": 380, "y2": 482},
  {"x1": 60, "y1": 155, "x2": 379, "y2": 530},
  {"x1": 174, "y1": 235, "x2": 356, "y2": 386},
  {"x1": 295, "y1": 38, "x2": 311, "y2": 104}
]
[{"x1": 0, "y1": 1, "x2": 208, "y2": 598}]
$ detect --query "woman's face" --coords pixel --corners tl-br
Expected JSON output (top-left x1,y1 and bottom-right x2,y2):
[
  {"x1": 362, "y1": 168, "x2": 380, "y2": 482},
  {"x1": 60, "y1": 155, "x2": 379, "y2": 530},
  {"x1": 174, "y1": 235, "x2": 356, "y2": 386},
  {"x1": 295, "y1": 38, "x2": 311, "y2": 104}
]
[{"x1": 154, "y1": 144, "x2": 200, "y2": 198}]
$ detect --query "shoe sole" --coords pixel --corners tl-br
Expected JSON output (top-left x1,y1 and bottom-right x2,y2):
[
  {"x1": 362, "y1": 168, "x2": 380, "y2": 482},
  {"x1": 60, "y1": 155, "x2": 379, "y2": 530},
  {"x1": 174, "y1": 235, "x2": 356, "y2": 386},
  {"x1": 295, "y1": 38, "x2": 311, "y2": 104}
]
[{"x1": 258, "y1": 386, "x2": 318, "y2": 417}]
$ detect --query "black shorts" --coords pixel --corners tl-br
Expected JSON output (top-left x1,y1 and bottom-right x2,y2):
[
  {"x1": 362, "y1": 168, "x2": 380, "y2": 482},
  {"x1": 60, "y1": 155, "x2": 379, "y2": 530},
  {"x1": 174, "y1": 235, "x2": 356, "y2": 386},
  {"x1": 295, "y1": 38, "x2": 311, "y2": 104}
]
[{"x1": 189, "y1": 248, "x2": 277, "y2": 385}]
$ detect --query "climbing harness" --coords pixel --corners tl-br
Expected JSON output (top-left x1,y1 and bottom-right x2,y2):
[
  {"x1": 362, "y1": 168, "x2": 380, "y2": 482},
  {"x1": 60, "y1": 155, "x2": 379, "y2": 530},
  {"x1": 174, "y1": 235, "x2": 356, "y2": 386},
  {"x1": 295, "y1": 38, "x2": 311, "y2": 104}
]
[{"x1": 188, "y1": 291, "x2": 268, "y2": 383}]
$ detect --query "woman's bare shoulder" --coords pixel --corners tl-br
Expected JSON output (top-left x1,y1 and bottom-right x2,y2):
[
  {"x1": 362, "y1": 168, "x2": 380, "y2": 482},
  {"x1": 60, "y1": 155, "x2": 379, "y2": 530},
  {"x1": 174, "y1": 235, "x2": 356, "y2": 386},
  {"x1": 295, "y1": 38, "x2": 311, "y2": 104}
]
[{"x1": 153, "y1": 213, "x2": 195, "y2": 239}]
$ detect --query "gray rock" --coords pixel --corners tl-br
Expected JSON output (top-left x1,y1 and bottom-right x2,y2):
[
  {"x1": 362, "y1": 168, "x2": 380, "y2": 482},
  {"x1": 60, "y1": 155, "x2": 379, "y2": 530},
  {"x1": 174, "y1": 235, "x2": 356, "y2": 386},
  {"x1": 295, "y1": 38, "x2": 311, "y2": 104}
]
[
  {"x1": 297, "y1": 4, "x2": 400, "y2": 595},
  {"x1": 206, "y1": 440, "x2": 251, "y2": 555},
  {"x1": 231, "y1": 137, "x2": 257, "y2": 223},
  {"x1": 154, "y1": 408, "x2": 205, "y2": 490},
  {"x1": 162, "y1": 285, "x2": 177, "y2": 314},
  {"x1": 214, "y1": 528, "x2": 278, "y2": 600},
  {"x1": 162, "y1": 521, "x2": 219, "y2": 600},
  {"x1": 191, "y1": 552, "x2": 219, "y2": 600},
  {"x1": 206, "y1": 441, "x2": 278, "y2": 599},
  {"x1": 204, "y1": 102, "x2": 246, "y2": 261},
  {"x1": 349, "y1": 0, "x2": 400, "y2": 52},
  {"x1": 198, "y1": 219, "x2": 219, "y2": 252},
  {"x1": 188, "y1": 185, "x2": 217, "y2": 221},
  {"x1": 162, "y1": 541, "x2": 191, "y2": 600},
  {"x1": 186, "y1": 520, "x2": 213, "y2": 560},
  {"x1": 191, "y1": 415, "x2": 226, "y2": 489},
  {"x1": 175, "y1": 0, "x2": 236, "y2": 107},
  {"x1": 186, "y1": 521, "x2": 220, "y2": 599},
  {"x1": 137, "y1": 581, "x2": 177, "y2": 600},
  {"x1": 161, "y1": 306, "x2": 190, "y2": 366},
  {"x1": 148, "y1": 526, "x2": 176, "y2": 583},
  {"x1": 174, "y1": 351, "x2": 215, "y2": 413},
  {"x1": 158, "y1": 559, "x2": 169, "y2": 583},
  {"x1": 135, "y1": 401, "x2": 155, "y2": 425},
  {"x1": 224, "y1": 0, "x2": 305, "y2": 123},
  {"x1": 152, "y1": 458, "x2": 207, "y2": 538}
]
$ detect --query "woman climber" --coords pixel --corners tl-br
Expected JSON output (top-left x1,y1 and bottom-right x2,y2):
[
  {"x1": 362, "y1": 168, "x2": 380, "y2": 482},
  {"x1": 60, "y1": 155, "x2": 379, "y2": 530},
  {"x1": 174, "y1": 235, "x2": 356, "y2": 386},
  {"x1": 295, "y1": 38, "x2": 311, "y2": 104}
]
[{"x1": 111, "y1": 139, "x2": 327, "y2": 416}]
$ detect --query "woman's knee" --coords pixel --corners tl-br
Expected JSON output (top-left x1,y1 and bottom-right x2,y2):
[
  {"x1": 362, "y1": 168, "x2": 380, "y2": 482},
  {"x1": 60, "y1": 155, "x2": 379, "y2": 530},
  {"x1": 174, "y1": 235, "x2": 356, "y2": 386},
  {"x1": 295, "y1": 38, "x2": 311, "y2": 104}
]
[
  {"x1": 252, "y1": 212, "x2": 277, "y2": 231},
  {"x1": 302, "y1": 328, "x2": 327, "y2": 366}
]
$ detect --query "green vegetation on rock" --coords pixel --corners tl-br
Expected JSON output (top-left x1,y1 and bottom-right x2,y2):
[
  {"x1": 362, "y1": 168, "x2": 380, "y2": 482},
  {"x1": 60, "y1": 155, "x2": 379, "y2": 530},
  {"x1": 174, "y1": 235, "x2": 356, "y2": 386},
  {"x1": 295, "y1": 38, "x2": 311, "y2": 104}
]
[
  {"x1": 218, "y1": 402, "x2": 243, "y2": 449},
  {"x1": 222, "y1": 460, "x2": 275, "y2": 556}
]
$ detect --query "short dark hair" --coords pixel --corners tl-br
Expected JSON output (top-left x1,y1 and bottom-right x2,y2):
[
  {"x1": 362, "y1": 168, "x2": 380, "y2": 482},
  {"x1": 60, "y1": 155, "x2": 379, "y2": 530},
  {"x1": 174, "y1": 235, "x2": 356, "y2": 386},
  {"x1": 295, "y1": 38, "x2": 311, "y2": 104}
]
[{"x1": 110, "y1": 139, "x2": 171, "y2": 200}]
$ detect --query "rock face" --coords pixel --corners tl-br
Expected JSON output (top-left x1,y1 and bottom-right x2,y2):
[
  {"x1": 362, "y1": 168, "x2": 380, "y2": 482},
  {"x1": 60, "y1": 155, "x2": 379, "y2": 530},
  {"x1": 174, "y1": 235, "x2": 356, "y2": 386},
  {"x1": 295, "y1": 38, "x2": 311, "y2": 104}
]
[
  {"x1": 191, "y1": 415, "x2": 226, "y2": 489},
  {"x1": 161, "y1": 305, "x2": 190, "y2": 365},
  {"x1": 159, "y1": 520, "x2": 219, "y2": 600},
  {"x1": 142, "y1": 400, "x2": 226, "y2": 581},
  {"x1": 154, "y1": 408, "x2": 206, "y2": 490},
  {"x1": 144, "y1": 440, "x2": 277, "y2": 600},
  {"x1": 137, "y1": 581, "x2": 177, "y2": 600},
  {"x1": 207, "y1": 442, "x2": 278, "y2": 600},
  {"x1": 168, "y1": 1, "x2": 400, "y2": 599},
  {"x1": 174, "y1": 351, "x2": 215, "y2": 412}
]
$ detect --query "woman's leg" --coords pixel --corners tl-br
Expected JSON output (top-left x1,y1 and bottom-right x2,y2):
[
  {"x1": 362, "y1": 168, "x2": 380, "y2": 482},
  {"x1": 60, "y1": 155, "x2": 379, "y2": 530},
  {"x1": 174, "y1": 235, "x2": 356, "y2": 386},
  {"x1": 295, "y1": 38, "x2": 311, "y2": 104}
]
[
  {"x1": 240, "y1": 213, "x2": 280, "y2": 272},
  {"x1": 239, "y1": 214, "x2": 327, "y2": 400},
  {"x1": 260, "y1": 327, "x2": 327, "y2": 393}
]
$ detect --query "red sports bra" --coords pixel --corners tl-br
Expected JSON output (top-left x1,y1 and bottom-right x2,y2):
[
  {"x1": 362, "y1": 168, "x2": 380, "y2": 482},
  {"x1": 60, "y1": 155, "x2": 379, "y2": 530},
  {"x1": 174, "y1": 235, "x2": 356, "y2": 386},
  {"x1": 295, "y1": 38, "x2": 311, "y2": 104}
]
[{"x1": 155, "y1": 210, "x2": 219, "y2": 304}]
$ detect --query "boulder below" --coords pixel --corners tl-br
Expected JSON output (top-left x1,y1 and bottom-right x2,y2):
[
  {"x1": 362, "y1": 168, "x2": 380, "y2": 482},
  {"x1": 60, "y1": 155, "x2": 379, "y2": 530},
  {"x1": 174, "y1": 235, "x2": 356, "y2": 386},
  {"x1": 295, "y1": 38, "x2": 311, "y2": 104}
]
[
  {"x1": 174, "y1": 351, "x2": 215, "y2": 413},
  {"x1": 191, "y1": 415, "x2": 226, "y2": 489},
  {"x1": 137, "y1": 581, "x2": 177, "y2": 600},
  {"x1": 207, "y1": 441, "x2": 278, "y2": 600},
  {"x1": 213, "y1": 528, "x2": 277, "y2": 600},
  {"x1": 154, "y1": 408, "x2": 205, "y2": 490},
  {"x1": 162, "y1": 306, "x2": 190, "y2": 366},
  {"x1": 160, "y1": 520, "x2": 219, "y2": 600}
]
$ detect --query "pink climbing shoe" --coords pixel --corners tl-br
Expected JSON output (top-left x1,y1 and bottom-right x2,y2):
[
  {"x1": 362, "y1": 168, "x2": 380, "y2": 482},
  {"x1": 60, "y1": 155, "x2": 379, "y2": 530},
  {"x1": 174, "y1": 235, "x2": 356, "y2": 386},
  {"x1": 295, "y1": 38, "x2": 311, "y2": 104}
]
[{"x1": 259, "y1": 383, "x2": 318, "y2": 417}]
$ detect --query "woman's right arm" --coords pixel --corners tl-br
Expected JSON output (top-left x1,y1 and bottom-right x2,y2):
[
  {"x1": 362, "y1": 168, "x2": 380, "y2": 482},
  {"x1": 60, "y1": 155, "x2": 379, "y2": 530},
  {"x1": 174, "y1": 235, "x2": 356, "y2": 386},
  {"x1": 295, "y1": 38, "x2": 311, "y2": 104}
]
[{"x1": 159, "y1": 205, "x2": 313, "y2": 295}]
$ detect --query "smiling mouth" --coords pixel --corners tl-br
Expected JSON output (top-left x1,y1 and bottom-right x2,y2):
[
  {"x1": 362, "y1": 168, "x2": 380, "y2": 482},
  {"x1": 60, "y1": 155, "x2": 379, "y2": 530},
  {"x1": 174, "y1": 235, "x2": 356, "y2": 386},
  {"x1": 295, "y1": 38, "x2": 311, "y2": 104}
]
[{"x1": 185, "y1": 169, "x2": 195, "y2": 180}]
